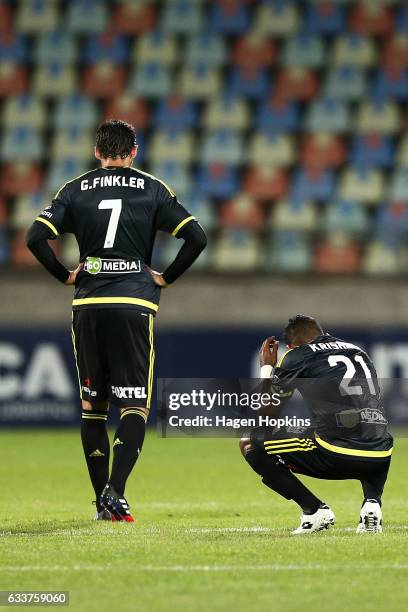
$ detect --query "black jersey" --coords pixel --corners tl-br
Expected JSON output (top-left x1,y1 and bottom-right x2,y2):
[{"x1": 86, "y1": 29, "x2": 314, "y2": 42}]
[
  {"x1": 272, "y1": 334, "x2": 392, "y2": 454},
  {"x1": 34, "y1": 166, "x2": 196, "y2": 315}
]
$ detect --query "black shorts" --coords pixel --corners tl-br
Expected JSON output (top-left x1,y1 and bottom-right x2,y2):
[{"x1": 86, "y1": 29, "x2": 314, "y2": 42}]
[
  {"x1": 71, "y1": 309, "x2": 154, "y2": 409},
  {"x1": 250, "y1": 427, "x2": 392, "y2": 488}
]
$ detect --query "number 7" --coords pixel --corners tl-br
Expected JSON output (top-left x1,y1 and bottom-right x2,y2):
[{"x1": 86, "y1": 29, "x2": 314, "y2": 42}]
[{"x1": 98, "y1": 199, "x2": 122, "y2": 248}]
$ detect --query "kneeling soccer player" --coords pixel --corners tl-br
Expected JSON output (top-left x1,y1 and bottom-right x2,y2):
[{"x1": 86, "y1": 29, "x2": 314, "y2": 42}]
[{"x1": 240, "y1": 315, "x2": 393, "y2": 535}]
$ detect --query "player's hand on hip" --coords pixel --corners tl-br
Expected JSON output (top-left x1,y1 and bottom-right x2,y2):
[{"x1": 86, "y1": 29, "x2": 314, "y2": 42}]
[
  {"x1": 260, "y1": 336, "x2": 280, "y2": 368},
  {"x1": 65, "y1": 262, "x2": 83, "y2": 286},
  {"x1": 147, "y1": 267, "x2": 168, "y2": 288}
]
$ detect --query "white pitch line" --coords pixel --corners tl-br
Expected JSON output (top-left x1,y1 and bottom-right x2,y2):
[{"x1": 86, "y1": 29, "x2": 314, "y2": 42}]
[{"x1": 1, "y1": 564, "x2": 408, "y2": 573}]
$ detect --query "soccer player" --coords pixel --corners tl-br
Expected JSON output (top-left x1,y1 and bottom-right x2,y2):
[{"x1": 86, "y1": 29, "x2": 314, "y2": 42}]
[
  {"x1": 240, "y1": 315, "x2": 393, "y2": 534},
  {"x1": 26, "y1": 119, "x2": 207, "y2": 521}
]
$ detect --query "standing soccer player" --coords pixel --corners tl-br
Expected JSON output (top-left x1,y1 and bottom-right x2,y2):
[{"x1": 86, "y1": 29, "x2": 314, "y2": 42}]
[
  {"x1": 240, "y1": 315, "x2": 393, "y2": 534},
  {"x1": 27, "y1": 120, "x2": 207, "y2": 521}
]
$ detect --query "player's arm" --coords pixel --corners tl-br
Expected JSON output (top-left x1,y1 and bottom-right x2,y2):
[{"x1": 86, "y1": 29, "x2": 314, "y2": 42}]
[
  {"x1": 26, "y1": 185, "x2": 82, "y2": 285},
  {"x1": 151, "y1": 183, "x2": 207, "y2": 287}
]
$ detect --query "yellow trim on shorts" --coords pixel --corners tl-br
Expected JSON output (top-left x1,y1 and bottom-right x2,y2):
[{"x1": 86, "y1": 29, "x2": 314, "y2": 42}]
[
  {"x1": 315, "y1": 436, "x2": 393, "y2": 458},
  {"x1": 35, "y1": 217, "x2": 59, "y2": 236},
  {"x1": 147, "y1": 314, "x2": 155, "y2": 411},
  {"x1": 171, "y1": 216, "x2": 195, "y2": 237},
  {"x1": 71, "y1": 314, "x2": 82, "y2": 400},
  {"x1": 72, "y1": 297, "x2": 159, "y2": 312},
  {"x1": 121, "y1": 409, "x2": 148, "y2": 422}
]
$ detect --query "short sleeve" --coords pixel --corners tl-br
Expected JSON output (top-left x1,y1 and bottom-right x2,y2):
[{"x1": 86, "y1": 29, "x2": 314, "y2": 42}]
[
  {"x1": 34, "y1": 183, "x2": 72, "y2": 238},
  {"x1": 154, "y1": 180, "x2": 195, "y2": 237},
  {"x1": 272, "y1": 348, "x2": 306, "y2": 390}
]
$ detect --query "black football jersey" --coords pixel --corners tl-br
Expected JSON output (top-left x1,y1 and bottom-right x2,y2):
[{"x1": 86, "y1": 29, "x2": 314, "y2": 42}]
[
  {"x1": 272, "y1": 334, "x2": 392, "y2": 452},
  {"x1": 34, "y1": 166, "x2": 196, "y2": 315}
]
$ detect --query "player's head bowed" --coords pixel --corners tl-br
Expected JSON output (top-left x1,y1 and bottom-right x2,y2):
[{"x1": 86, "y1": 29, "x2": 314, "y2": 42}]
[{"x1": 283, "y1": 314, "x2": 324, "y2": 348}]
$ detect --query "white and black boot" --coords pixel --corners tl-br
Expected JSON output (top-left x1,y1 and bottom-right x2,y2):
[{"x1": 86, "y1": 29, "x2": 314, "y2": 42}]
[
  {"x1": 291, "y1": 504, "x2": 335, "y2": 535},
  {"x1": 356, "y1": 499, "x2": 382, "y2": 533}
]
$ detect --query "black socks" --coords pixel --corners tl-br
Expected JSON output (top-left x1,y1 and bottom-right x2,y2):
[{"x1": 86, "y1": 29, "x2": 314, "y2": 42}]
[
  {"x1": 109, "y1": 409, "x2": 147, "y2": 497},
  {"x1": 245, "y1": 447, "x2": 322, "y2": 515},
  {"x1": 81, "y1": 411, "x2": 110, "y2": 501}
]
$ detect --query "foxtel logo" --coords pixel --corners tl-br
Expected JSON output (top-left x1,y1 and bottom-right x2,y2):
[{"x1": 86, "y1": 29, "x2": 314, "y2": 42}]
[{"x1": 111, "y1": 386, "x2": 147, "y2": 400}]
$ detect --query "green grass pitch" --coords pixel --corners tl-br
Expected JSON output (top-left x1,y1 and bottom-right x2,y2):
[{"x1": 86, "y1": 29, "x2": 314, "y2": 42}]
[{"x1": 0, "y1": 430, "x2": 407, "y2": 611}]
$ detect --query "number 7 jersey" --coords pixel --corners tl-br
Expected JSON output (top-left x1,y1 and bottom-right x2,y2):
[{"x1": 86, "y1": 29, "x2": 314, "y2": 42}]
[{"x1": 34, "y1": 166, "x2": 196, "y2": 316}]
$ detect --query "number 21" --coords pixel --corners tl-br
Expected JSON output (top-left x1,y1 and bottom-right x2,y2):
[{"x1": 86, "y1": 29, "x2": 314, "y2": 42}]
[{"x1": 98, "y1": 199, "x2": 122, "y2": 248}]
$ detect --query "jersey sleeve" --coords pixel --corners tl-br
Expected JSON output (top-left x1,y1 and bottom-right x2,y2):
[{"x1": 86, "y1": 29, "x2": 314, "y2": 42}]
[
  {"x1": 271, "y1": 348, "x2": 306, "y2": 394},
  {"x1": 34, "y1": 183, "x2": 73, "y2": 238},
  {"x1": 154, "y1": 181, "x2": 195, "y2": 237}
]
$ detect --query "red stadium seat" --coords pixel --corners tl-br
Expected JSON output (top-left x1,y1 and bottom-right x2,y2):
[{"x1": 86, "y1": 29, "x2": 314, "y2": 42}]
[
  {"x1": 301, "y1": 134, "x2": 346, "y2": 169},
  {"x1": 382, "y1": 34, "x2": 408, "y2": 69},
  {"x1": 219, "y1": 194, "x2": 265, "y2": 228},
  {"x1": 104, "y1": 95, "x2": 150, "y2": 130},
  {"x1": 314, "y1": 236, "x2": 361, "y2": 273},
  {"x1": 10, "y1": 230, "x2": 42, "y2": 267},
  {"x1": 243, "y1": 166, "x2": 289, "y2": 201},
  {"x1": 0, "y1": 162, "x2": 43, "y2": 197},
  {"x1": 233, "y1": 33, "x2": 276, "y2": 69},
  {"x1": 275, "y1": 68, "x2": 319, "y2": 102},
  {"x1": 350, "y1": 3, "x2": 393, "y2": 37},
  {"x1": 0, "y1": 3, "x2": 11, "y2": 32},
  {"x1": 114, "y1": 1, "x2": 156, "y2": 34},
  {"x1": 82, "y1": 62, "x2": 126, "y2": 99},
  {"x1": 0, "y1": 198, "x2": 8, "y2": 224},
  {"x1": 0, "y1": 62, "x2": 27, "y2": 96}
]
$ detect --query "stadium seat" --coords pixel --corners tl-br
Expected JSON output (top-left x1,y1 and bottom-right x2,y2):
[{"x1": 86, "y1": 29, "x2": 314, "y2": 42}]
[
  {"x1": 373, "y1": 67, "x2": 408, "y2": 101},
  {"x1": 0, "y1": 62, "x2": 27, "y2": 96},
  {"x1": 179, "y1": 64, "x2": 221, "y2": 99},
  {"x1": 323, "y1": 200, "x2": 369, "y2": 235},
  {"x1": 1, "y1": 127, "x2": 43, "y2": 162},
  {"x1": 105, "y1": 95, "x2": 150, "y2": 130},
  {"x1": 281, "y1": 33, "x2": 325, "y2": 68},
  {"x1": 396, "y1": 4, "x2": 408, "y2": 33},
  {"x1": 0, "y1": 198, "x2": 8, "y2": 225},
  {"x1": 304, "y1": 2, "x2": 345, "y2": 35},
  {"x1": 129, "y1": 63, "x2": 171, "y2": 99},
  {"x1": 267, "y1": 230, "x2": 312, "y2": 273},
  {"x1": 363, "y1": 239, "x2": 399, "y2": 275},
  {"x1": 45, "y1": 159, "x2": 89, "y2": 197},
  {"x1": 256, "y1": 99, "x2": 300, "y2": 132},
  {"x1": 271, "y1": 199, "x2": 317, "y2": 232},
  {"x1": 305, "y1": 98, "x2": 350, "y2": 133},
  {"x1": 202, "y1": 96, "x2": 249, "y2": 131},
  {"x1": 213, "y1": 229, "x2": 261, "y2": 271},
  {"x1": 339, "y1": 166, "x2": 385, "y2": 204},
  {"x1": 134, "y1": 32, "x2": 178, "y2": 66},
  {"x1": 219, "y1": 195, "x2": 265, "y2": 229},
  {"x1": 11, "y1": 230, "x2": 43, "y2": 267},
  {"x1": 0, "y1": 162, "x2": 43, "y2": 198},
  {"x1": 54, "y1": 94, "x2": 98, "y2": 130},
  {"x1": 10, "y1": 192, "x2": 46, "y2": 230},
  {"x1": 228, "y1": 66, "x2": 270, "y2": 100},
  {"x1": 375, "y1": 201, "x2": 408, "y2": 245},
  {"x1": 154, "y1": 95, "x2": 197, "y2": 131},
  {"x1": 233, "y1": 32, "x2": 276, "y2": 69},
  {"x1": 301, "y1": 134, "x2": 346, "y2": 169},
  {"x1": 113, "y1": 1, "x2": 157, "y2": 34},
  {"x1": 2, "y1": 94, "x2": 46, "y2": 130},
  {"x1": 248, "y1": 132, "x2": 295, "y2": 167},
  {"x1": 389, "y1": 169, "x2": 408, "y2": 202},
  {"x1": 356, "y1": 99, "x2": 401, "y2": 134},
  {"x1": 195, "y1": 164, "x2": 239, "y2": 200},
  {"x1": 51, "y1": 128, "x2": 94, "y2": 162},
  {"x1": 0, "y1": 3, "x2": 11, "y2": 33},
  {"x1": 84, "y1": 32, "x2": 128, "y2": 65},
  {"x1": 0, "y1": 33, "x2": 28, "y2": 63},
  {"x1": 150, "y1": 162, "x2": 191, "y2": 199},
  {"x1": 185, "y1": 31, "x2": 227, "y2": 66},
  {"x1": 324, "y1": 65, "x2": 366, "y2": 101},
  {"x1": 67, "y1": 0, "x2": 108, "y2": 33},
  {"x1": 182, "y1": 192, "x2": 216, "y2": 230},
  {"x1": 382, "y1": 34, "x2": 408, "y2": 69},
  {"x1": 331, "y1": 33, "x2": 376, "y2": 67},
  {"x1": 396, "y1": 136, "x2": 408, "y2": 167},
  {"x1": 314, "y1": 233, "x2": 361, "y2": 274},
  {"x1": 244, "y1": 166, "x2": 289, "y2": 202},
  {"x1": 291, "y1": 167, "x2": 335, "y2": 203},
  {"x1": 275, "y1": 68, "x2": 319, "y2": 102},
  {"x1": 254, "y1": 1, "x2": 300, "y2": 37},
  {"x1": 350, "y1": 3, "x2": 393, "y2": 37},
  {"x1": 34, "y1": 30, "x2": 77, "y2": 65},
  {"x1": 209, "y1": 1, "x2": 250, "y2": 35},
  {"x1": 15, "y1": 0, "x2": 59, "y2": 33},
  {"x1": 83, "y1": 61, "x2": 126, "y2": 98},
  {"x1": 162, "y1": 0, "x2": 203, "y2": 34},
  {"x1": 201, "y1": 130, "x2": 244, "y2": 165},
  {"x1": 350, "y1": 134, "x2": 394, "y2": 168},
  {"x1": 148, "y1": 130, "x2": 194, "y2": 165},
  {"x1": 0, "y1": 228, "x2": 9, "y2": 266},
  {"x1": 33, "y1": 63, "x2": 76, "y2": 98}
]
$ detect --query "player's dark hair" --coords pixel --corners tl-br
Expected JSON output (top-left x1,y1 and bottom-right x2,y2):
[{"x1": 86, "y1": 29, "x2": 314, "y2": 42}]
[
  {"x1": 95, "y1": 119, "x2": 136, "y2": 160},
  {"x1": 283, "y1": 315, "x2": 323, "y2": 346}
]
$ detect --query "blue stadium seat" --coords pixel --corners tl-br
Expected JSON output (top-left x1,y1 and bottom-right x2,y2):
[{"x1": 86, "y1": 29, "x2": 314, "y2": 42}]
[
  {"x1": 201, "y1": 130, "x2": 244, "y2": 165},
  {"x1": 324, "y1": 65, "x2": 367, "y2": 100},
  {"x1": 1, "y1": 127, "x2": 43, "y2": 162},
  {"x1": 396, "y1": 4, "x2": 408, "y2": 32},
  {"x1": 375, "y1": 202, "x2": 408, "y2": 245},
  {"x1": 181, "y1": 192, "x2": 216, "y2": 230},
  {"x1": 305, "y1": 98, "x2": 350, "y2": 133},
  {"x1": 389, "y1": 169, "x2": 408, "y2": 202},
  {"x1": 10, "y1": 191, "x2": 46, "y2": 230},
  {"x1": 267, "y1": 230, "x2": 312, "y2": 273},
  {"x1": 228, "y1": 66, "x2": 270, "y2": 99},
  {"x1": 154, "y1": 96, "x2": 198, "y2": 131},
  {"x1": 373, "y1": 68, "x2": 408, "y2": 101},
  {"x1": 256, "y1": 101, "x2": 300, "y2": 132},
  {"x1": 323, "y1": 200, "x2": 369, "y2": 234},
  {"x1": 66, "y1": 0, "x2": 108, "y2": 33},
  {"x1": 162, "y1": 0, "x2": 203, "y2": 34},
  {"x1": 2, "y1": 94, "x2": 46, "y2": 129},
  {"x1": 0, "y1": 228, "x2": 9, "y2": 265},
  {"x1": 150, "y1": 162, "x2": 191, "y2": 199},
  {"x1": 281, "y1": 33, "x2": 325, "y2": 68},
  {"x1": 129, "y1": 63, "x2": 172, "y2": 99},
  {"x1": 185, "y1": 32, "x2": 226, "y2": 66},
  {"x1": 291, "y1": 167, "x2": 335, "y2": 203},
  {"x1": 0, "y1": 33, "x2": 28, "y2": 63},
  {"x1": 53, "y1": 94, "x2": 98, "y2": 130},
  {"x1": 45, "y1": 159, "x2": 89, "y2": 197},
  {"x1": 34, "y1": 30, "x2": 77, "y2": 65},
  {"x1": 304, "y1": 2, "x2": 345, "y2": 35},
  {"x1": 209, "y1": 1, "x2": 250, "y2": 34},
  {"x1": 195, "y1": 164, "x2": 239, "y2": 200},
  {"x1": 84, "y1": 33, "x2": 128, "y2": 65},
  {"x1": 350, "y1": 135, "x2": 394, "y2": 168}
]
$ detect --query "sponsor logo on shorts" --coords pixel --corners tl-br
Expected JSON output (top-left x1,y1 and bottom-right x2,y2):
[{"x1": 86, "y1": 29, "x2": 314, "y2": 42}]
[
  {"x1": 82, "y1": 385, "x2": 97, "y2": 397},
  {"x1": 111, "y1": 386, "x2": 147, "y2": 400},
  {"x1": 84, "y1": 257, "x2": 141, "y2": 275}
]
